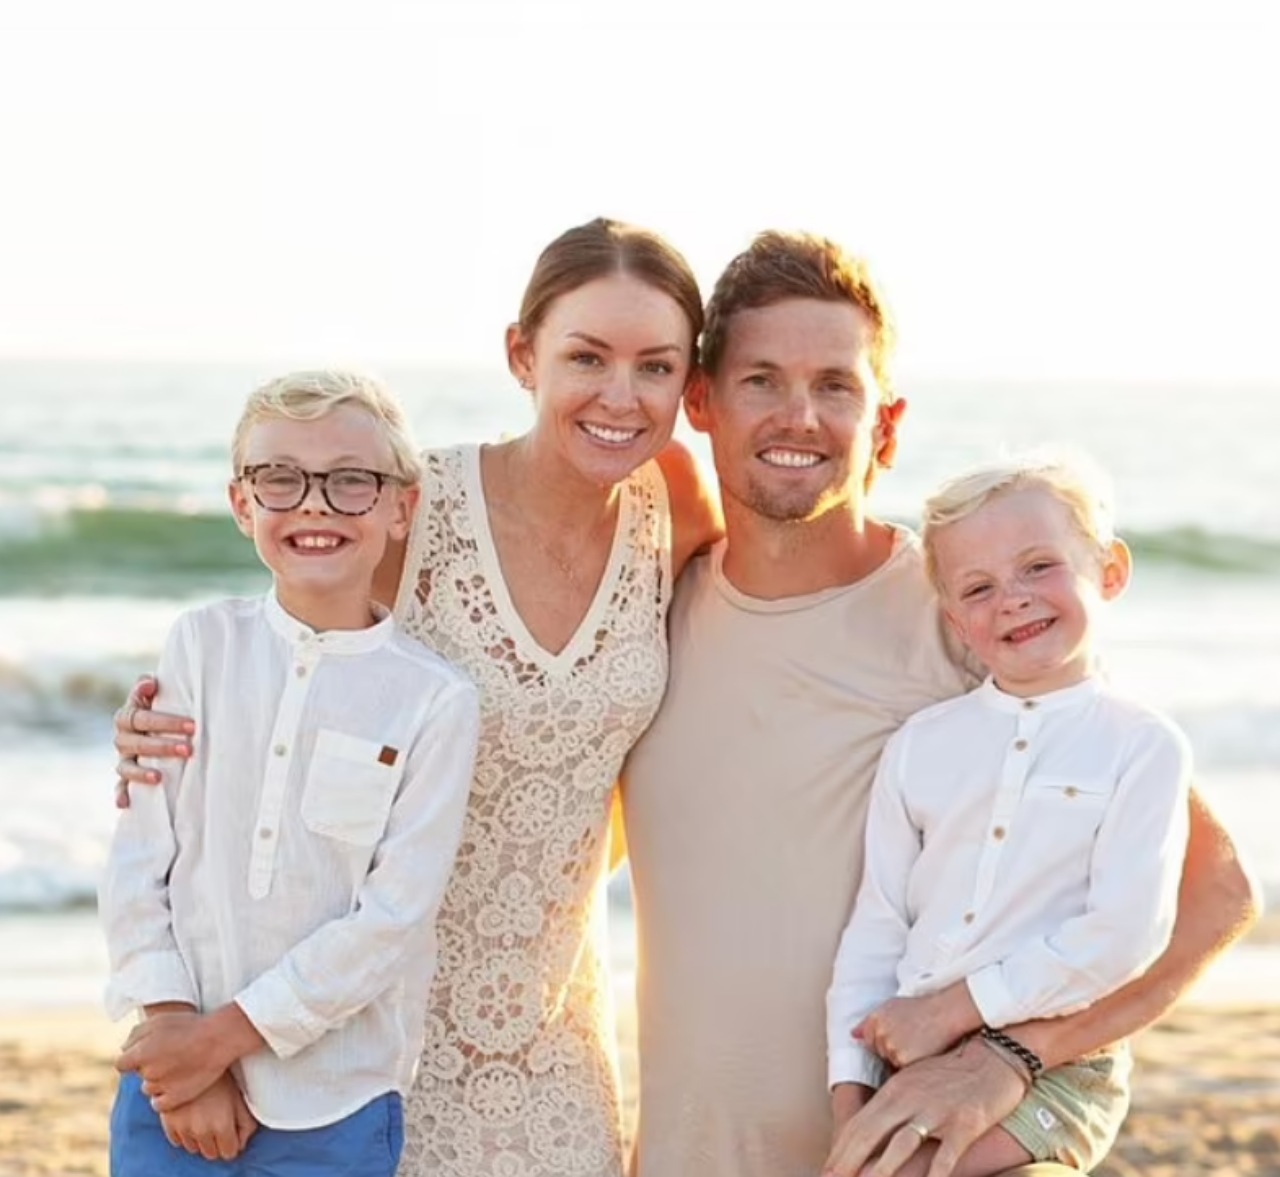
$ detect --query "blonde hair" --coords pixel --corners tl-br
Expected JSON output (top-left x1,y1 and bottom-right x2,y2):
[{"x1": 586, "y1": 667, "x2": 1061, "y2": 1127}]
[
  {"x1": 921, "y1": 449, "x2": 1117, "y2": 591},
  {"x1": 231, "y1": 369, "x2": 423, "y2": 483}
]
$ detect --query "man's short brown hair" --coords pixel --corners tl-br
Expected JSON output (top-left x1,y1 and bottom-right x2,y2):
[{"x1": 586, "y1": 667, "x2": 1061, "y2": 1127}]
[{"x1": 701, "y1": 231, "x2": 897, "y2": 399}]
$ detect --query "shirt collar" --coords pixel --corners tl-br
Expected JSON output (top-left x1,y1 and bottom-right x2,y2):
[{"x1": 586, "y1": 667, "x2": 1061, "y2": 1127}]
[
  {"x1": 263, "y1": 589, "x2": 395, "y2": 655},
  {"x1": 976, "y1": 674, "x2": 1103, "y2": 715}
]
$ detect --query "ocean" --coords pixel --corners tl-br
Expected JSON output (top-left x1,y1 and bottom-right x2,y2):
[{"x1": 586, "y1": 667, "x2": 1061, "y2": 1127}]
[{"x1": 1, "y1": 359, "x2": 1277, "y2": 1008}]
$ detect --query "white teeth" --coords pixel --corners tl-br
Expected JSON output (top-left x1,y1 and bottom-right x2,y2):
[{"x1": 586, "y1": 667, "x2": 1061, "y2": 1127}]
[
  {"x1": 760, "y1": 448, "x2": 822, "y2": 468},
  {"x1": 1006, "y1": 619, "x2": 1052, "y2": 641},
  {"x1": 581, "y1": 423, "x2": 641, "y2": 445},
  {"x1": 292, "y1": 535, "x2": 342, "y2": 550}
]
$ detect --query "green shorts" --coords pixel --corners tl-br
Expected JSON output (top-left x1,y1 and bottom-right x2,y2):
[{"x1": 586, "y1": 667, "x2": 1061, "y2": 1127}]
[{"x1": 1001, "y1": 1045, "x2": 1131, "y2": 1170}]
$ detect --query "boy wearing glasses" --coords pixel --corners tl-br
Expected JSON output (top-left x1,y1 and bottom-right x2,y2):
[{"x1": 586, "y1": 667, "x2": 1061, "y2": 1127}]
[{"x1": 99, "y1": 370, "x2": 480, "y2": 1175}]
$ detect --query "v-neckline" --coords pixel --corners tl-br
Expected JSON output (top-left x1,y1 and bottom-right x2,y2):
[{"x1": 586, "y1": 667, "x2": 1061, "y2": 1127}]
[{"x1": 464, "y1": 443, "x2": 631, "y2": 672}]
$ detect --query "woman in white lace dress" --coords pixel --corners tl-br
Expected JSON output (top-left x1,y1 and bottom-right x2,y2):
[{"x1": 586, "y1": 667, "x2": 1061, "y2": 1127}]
[{"x1": 112, "y1": 218, "x2": 719, "y2": 1176}]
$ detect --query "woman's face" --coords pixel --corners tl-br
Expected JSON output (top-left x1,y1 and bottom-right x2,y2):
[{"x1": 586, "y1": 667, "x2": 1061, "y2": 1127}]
[{"x1": 509, "y1": 272, "x2": 696, "y2": 487}]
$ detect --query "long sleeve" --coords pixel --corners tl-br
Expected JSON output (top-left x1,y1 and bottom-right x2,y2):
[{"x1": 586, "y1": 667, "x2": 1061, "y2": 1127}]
[
  {"x1": 826, "y1": 730, "x2": 920, "y2": 1089},
  {"x1": 234, "y1": 682, "x2": 480, "y2": 1059},
  {"x1": 99, "y1": 615, "x2": 199, "y2": 1018},
  {"x1": 967, "y1": 720, "x2": 1192, "y2": 1026}
]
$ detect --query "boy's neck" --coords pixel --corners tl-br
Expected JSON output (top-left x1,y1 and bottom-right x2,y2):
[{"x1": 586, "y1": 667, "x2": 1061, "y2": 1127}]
[
  {"x1": 991, "y1": 662, "x2": 1099, "y2": 699},
  {"x1": 274, "y1": 583, "x2": 380, "y2": 633}
]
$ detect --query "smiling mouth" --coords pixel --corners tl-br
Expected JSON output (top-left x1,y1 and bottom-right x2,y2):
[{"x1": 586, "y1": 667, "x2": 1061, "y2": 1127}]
[
  {"x1": 1002, "y1": 618, "x2": 1055, "y2": 644},
  {"x1": 286, "y1": 534, "x2": 348, "y2": 553},
  {"x1": 758, "y1": 447, "x2": 823, "y2": 469},
  {"x1": 579, "y1": 422, "x2": 644, "y2": 446}
]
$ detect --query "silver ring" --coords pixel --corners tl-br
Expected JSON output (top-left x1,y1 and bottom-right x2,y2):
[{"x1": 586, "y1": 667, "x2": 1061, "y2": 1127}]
[
  {"x1": 907, "y1": 1121, "x2": 931, "y2": 1140},
  {"x1": 122, "y1": 703, "x2": 139, "y2": 733}
]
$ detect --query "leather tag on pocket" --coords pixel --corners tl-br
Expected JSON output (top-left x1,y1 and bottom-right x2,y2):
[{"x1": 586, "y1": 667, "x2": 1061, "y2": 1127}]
[{"x1": 378, "y1": 745, "x2": 399, "y2": 766}]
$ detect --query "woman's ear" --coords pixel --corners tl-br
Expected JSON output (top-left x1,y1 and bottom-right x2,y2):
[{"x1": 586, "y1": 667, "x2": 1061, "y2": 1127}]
[{"x1": 506, "y1": 323, "x2": 535, "y2": 392}]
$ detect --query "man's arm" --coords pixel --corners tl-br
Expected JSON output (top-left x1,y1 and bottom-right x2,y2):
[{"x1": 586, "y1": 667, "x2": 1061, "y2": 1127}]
[{"x1": 829, "y1": 788, "x2": 1259, "y2": 1177}]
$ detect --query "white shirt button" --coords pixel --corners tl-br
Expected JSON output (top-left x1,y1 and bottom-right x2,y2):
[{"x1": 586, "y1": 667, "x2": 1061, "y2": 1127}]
[
  {"x1": 274, "y1": 744, "x2": 287, "y2": 756},
  {"x1": 1014, "y1": 739, "x2": 1028, "y2": 751}
]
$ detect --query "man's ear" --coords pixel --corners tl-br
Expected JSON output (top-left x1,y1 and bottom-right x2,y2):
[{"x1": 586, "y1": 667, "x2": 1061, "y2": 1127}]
[
  {"x1": 684, "y1": 370, "x2": 712, "y2": 434},
  {"x1": 228, "y1": 479, "x2": 255, "y2": 540},
  {"x1": 506, "y1": 323, "x2": 535, "y2": 391},
  {"x1": 1100, "y1": 538, "x2": 1132, "y2": 601},
  {"x1": 872, "y1": 397, "x2": 908, "y2": 469}
]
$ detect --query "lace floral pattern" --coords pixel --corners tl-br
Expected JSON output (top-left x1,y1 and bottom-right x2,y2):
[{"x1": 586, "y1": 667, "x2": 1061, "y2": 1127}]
[{"x1": 395, "y1": 446, "x2": 671, "y2": 1176}]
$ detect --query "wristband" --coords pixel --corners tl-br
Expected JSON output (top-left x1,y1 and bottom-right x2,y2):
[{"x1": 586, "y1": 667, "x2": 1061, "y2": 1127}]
[
  {"x1": 975, "y1": 1033, "x2": 1033, "y2": 1089},
  {"x1": 978, "y1": 1025, "x2": 1044, "y2": 1079}
]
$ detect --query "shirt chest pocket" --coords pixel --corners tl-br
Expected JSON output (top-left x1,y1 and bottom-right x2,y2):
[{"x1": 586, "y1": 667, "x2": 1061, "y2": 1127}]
[
  {"x1": 1024, "y1": 773, "x2": 1114, "y2": 814},
  {"x1": 301, "y1": 729, "x2": 404, "y2": 846}
]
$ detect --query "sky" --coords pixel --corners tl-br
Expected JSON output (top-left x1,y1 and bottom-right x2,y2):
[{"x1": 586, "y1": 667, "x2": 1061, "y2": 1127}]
[{"x1": 1, "y1": 0, "x2": 1277, "y2": 381}]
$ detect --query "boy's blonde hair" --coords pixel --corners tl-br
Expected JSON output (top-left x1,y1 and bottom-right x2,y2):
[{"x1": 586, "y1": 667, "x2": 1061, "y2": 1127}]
[
  {"x1": 922, "y1": 450, "x2": 1117, "y2": 591},
  {"x1": 232, "y1": 369, "x2": 423, "y2": 483}
]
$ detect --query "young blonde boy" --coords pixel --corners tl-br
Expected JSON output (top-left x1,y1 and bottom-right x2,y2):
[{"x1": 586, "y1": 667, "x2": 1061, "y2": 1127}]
[
  {"x1": 825, "y1": 453, "x2": 1192, "y2": 1176},
  {"x1": 100, "y1": 371, "x2": 479, "y2": 1175}
]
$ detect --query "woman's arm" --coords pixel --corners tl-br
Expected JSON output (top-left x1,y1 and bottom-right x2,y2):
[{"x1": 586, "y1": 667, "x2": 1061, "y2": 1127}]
[
  {"x1": 656, "y1": 438, "x2": 722, "y2": 580},
  {"x1": 112, "y1": 677, "x2": 194, "y2": 800}
]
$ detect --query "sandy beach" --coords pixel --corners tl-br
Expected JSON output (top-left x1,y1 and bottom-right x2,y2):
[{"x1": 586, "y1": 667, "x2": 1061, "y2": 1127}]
[{"x1": 3, "y1": 926, "x2": 1278, "y2": 1177}]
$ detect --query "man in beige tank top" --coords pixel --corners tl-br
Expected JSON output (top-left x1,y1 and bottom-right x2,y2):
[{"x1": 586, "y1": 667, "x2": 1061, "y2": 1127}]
[{"x1": 620, "y1": 231, "x2": 1258, "y2": 1177}]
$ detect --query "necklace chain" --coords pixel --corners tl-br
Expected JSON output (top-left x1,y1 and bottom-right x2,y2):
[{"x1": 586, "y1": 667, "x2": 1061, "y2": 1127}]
[{"x1": 497, "y1": 446, "x2": 616, "y2": 592}]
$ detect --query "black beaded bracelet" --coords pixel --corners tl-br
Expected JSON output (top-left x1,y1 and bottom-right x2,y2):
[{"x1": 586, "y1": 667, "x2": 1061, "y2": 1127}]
[{"x1": 979, "y1": 1026, "x2": 1045, "y2": 1079}]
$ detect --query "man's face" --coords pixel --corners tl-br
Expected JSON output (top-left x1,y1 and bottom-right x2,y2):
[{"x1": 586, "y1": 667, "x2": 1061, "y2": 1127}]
[{"x1": 687, "y1": 298, "x2": 894, "y2": 524}]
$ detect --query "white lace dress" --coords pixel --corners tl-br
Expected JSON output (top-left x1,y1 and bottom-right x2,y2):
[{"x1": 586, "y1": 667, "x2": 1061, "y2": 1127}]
[{"x1": 393, "y1": 445, "x2": 671, "y2": 1177}]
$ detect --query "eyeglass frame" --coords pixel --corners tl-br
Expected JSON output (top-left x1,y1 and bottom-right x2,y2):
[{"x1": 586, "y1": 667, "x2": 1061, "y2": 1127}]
[{"x1": 238, "y1": 463, "x2": 408, "y2": 517}]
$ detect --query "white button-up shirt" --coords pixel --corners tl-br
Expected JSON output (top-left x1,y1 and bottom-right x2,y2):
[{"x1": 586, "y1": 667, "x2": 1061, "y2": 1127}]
[
  {"x1": 827, "y1": 676, "x2": 1191, "y2": 1089},
  {"x1": 100, "y1": 592, "x2": 479, "y2": 1128}
]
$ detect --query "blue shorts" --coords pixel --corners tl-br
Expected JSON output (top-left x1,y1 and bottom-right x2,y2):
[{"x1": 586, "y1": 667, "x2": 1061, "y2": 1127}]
[{"x1": 109, "y1": 1072, "x2": 403, "y2": 1176}]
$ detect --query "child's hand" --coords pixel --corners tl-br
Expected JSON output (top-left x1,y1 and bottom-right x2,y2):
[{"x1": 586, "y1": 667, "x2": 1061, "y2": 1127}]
[
  {"x1": 854, "y1": 985, "x2": 981, "y2": 1069},
  {"x1": 158, "y1": 1072, "x2": 258, "y2": 1159},
  {"x1": 117, "y1": 1004, "x2": 265, "y2": 1112}
]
